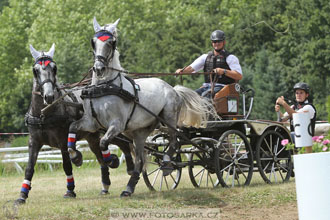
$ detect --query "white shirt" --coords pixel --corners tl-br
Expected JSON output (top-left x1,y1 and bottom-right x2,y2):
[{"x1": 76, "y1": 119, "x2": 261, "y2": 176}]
[
  {"x1": 283, "y1": 104, "x2": 316, "y2": 119},
  {"x1": 190, "y1": 53, "x2": 243, "y2": 74}
]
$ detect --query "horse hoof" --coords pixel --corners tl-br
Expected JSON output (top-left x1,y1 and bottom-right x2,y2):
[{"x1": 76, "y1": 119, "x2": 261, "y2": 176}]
[
  {"x1": 120, "y1": 191, "x2": 131, "y2": 197},
  {"x1": 70, "y1": 150, "x2": 83, "y2": 167},
  {"x1": 15, "y1": 198, "x2": 26, "y2": 205},
  {"x1": 105, "y1": 154, "x2": 119, "y2": 169},
  {"x1": 63, "y1": 191, "x2": 76, "y2": 198},
  {"x1": 100, "y1": 190, "x2": 109, "y2": 195},
  {"x1": 127, "y1": 170, "x2": 134, "y2": 176},
  {"x1": 161, "y1": 161, "x2": 174, "y2": 176}
]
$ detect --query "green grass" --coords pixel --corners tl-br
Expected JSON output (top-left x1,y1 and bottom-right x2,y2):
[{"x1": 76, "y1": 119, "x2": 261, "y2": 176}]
[
  {"x1": 0, "y1": 164, "x2": 298, "y2": 220},
  {"x1": 0, "y1": 149, "x2": 102, "y2": 176}
]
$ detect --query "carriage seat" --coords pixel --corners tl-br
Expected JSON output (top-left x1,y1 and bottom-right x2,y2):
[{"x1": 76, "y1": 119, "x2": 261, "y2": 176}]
[{"x1": 213, "y1": 83, "x2": 242, "y2": 118}]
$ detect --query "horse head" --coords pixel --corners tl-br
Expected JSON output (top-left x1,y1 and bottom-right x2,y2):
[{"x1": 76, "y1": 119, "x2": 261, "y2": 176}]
[
  {"x1": 91, "y1": 17, "x2": 120, "y2": 78},
  {"x1": 29, "y1": 43, "x2": 57, "y2": 105}
]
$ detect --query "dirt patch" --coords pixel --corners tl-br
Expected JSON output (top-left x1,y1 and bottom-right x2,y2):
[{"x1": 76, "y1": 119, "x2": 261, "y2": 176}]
[{"x1": 220, "y1": 203, "x2": 298, "y2": 220}]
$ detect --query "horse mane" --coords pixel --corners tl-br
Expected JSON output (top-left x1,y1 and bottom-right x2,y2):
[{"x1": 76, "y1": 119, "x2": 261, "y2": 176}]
[{"x1": 111, "y1": 49, "x2": 127, "y2": 76}]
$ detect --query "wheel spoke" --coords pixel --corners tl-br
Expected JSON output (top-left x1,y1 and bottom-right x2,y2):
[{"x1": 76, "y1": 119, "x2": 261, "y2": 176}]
[
  {"x1": 268, "y1": 162, "x2": 276, "y2": 182},
  {"x1": 218, "y1": 156, "x2": 232, "y2": 163},
  {"x1": 169, "y1": 172, "x2": 178, "y2": 184},
  {"x1": 159, "y1": 173, "x2": 163, "y2": 190},
  {"x1": 275, "y1": 162, "x2": 285, "y2": 181},
  {"x1": 220, "y1": 162, "x2": 234, "y2": 173},
  {"x1": 198, "y1": 169, "x2": 206, "y2": 186},
  {"x1": 148, "y1": 166, "x2": 161, "y2": 176},
  {"x1": 263, "y1": 161, "x2": 271, "y2": 173},
  {"x1": 237, "y1": 152, "x2": 249, "y2": 161},
  {"x1": 275, "y1": 145, "x2": 286, "y2": 156},
  {"x1": 232, "y1": 166, "x2": 236, "y2": 187},
  {"x1": 208, "y1": 171, "x2": 215, "y2": 187},
  {"x1": 225, "y1": 166, "x2": 231, "y2": 183},
  {"x1": 194, "y1": 167, "x2": 204, "y2": 179},
  {"x1": 221, "y1": 142, "x2": 234, "y2": 160},
  {"x1": 150, "y1": 168, "x2": 160, "y2": 186},
  {"x1": 237, "y1": 162, "x2": 251, "y2": 168},
  {"x1": 264, "y1": 138, "x2": 273, "y2": 153},
  {"x1": 260, "y1": 146, "x2": 271, "y2": 157},
  {"x1": 164, "y1": 176, "x2": 169, "y2": 190},
  {"x1": 273, "y1": 137, "x2": 279, "y2": 154},
  {"x1": 277, "y1": 162, "x2": 289, "y2": 172}
]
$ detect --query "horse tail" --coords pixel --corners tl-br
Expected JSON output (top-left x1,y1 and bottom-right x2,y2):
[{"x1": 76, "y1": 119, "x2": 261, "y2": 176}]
[{"x1": 174, "y1": 85, "x2": 219, "y2": 128}]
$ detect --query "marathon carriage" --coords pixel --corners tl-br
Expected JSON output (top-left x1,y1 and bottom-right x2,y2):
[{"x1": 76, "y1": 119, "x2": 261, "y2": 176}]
[
  {"x1": 142, "y1": 83, "x2": 294, "y2": 191},
  {"x1": 65, "y1": 17, "x2": 294, "y2": 197}
]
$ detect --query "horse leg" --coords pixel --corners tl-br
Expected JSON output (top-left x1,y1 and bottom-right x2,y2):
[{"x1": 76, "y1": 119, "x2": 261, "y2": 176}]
[
  {"x1": 99, "y1": 120, "x2": 123, "y2": 168},
  {"x1": 15, "y1": 138, "x2": 42, "y2": 204},
  {"x1": 85, "y1": 132, "x2": 111, "y2": 195},
  {"x1": 120, "y1": 129, "x2": 152, "y2": 197},
  {"x1": 67, "y1": 114, "x2": 98, "y2": 166},
  {"x1": 159, "y1": 107, "x2": 180, "y2": 176},
  {"x1": 61, "y1": 148, "x2": 76, "y2": 198},
  {"x1": 161, "y1": 128, "x2": 179, "y2": 176},
  {"x1": 111, "y1": 136, "x2": 135, "y2": 175}
]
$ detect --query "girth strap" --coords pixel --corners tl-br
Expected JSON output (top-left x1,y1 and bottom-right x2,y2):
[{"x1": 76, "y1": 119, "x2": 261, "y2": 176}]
[{"x1": 90, "y1": 99, "x2": 107, "y2": 130}]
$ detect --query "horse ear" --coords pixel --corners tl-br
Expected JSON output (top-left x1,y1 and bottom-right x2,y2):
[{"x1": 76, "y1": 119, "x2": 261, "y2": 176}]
[
  {"x1": 29, "y1": 44, "x2": 41, "y2": 60},
  {"x1": 107, "y1": 18, "x2": 120, "y2": 34},
  {"x1": 45, "y1": 43, "x2": 55, "y2": 58},
  {"x1": 93, "y1": 17, "x2": 102, "y2": 32}
]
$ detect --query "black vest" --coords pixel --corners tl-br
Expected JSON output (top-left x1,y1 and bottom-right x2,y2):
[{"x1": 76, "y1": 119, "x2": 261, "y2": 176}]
[
  {"x1": 290, "y1": 101, "x2": 317, "y2": 136},
  {"x1": 203, "y1": 50, "x2": 235, "y2": 84}
]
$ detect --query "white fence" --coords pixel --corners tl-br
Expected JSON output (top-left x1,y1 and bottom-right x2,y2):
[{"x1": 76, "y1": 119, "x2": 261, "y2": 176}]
[{"x1": 0, "y1": 141, "x2": 124, "y2": 173}]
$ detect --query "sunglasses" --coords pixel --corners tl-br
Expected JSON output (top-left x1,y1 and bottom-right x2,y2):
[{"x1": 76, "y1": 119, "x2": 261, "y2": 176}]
[{"x1": 212, "y1": 40, "x2": 223, "y2": 43}]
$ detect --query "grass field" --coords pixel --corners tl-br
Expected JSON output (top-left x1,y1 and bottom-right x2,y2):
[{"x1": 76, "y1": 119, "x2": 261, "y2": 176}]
[{"x1": 0, "y1": 162, "x2": 298, "y2": 220}]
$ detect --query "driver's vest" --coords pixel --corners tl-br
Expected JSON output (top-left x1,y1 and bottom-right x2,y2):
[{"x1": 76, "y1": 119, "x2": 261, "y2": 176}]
[
  {"x1": 289, "y1": 101, "x2": 317, "y2": 136},
  {"x1": 203, "y1": 50, "x2": 235, "y2": 84}
]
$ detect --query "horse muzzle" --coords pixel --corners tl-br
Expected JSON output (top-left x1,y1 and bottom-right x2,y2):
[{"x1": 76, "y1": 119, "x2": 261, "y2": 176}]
[
  {"x1": 44, "y1": 93, "x2": 55, "y2": 105},
  {"x1": 93, "y1": 61, "x2": 106, "y2": 77}
]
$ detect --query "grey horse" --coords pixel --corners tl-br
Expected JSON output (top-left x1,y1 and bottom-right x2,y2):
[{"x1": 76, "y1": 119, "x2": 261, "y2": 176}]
[
  {"x1": 16, "y1": 43, "x2": 134, "y2": 204},
  {"x1": 67, "y1": 18, "x2": 216, "y2": 197}
]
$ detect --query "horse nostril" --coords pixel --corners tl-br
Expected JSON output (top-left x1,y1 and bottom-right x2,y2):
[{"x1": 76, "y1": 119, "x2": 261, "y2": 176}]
[{"x1": 45, "y1": 94, "x2": 54, "y2": 104}]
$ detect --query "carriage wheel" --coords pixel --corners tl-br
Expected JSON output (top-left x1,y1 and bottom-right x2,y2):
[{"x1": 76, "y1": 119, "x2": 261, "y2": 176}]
[
  {"x1": 142, "y1": 134, "x2": 182, "y2": 191},
  {"x1": 215, "y1": 130, "x2": 254, "y2": 187},
  {"x1": 256, "y1": 130, "x2": 292, "y2": 184},
  {"x1": 188, "y1": 139, "x2": 220, "y2": 188}
]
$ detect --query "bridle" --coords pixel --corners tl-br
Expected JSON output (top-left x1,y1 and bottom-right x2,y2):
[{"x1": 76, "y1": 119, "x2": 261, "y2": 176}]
[
  {"x1": 91, "y1": 31, "x2": 117, "y2": 70},
  {"x1": 33, "y1": 56, "x2": 57, "y2": 96}
]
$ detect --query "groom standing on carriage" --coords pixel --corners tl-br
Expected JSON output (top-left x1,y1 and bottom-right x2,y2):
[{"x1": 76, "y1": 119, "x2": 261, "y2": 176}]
[{"x1": 175, "y1": 30, "x2": 243, "y2": 97}]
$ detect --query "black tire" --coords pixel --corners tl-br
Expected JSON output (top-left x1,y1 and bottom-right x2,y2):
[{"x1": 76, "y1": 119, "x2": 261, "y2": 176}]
[
  {"x1": 215, "y1": 130, "x2": 254, "y2": 187},
  {"x1": 188, "y1": 139, "x2": 220, "y2": 188},
  {"x1": 142, "y1": 134, "x2": 182, "y2": 191},
  {"x1": 256, "y1": 130, "x2": 292, "y2": 184}
]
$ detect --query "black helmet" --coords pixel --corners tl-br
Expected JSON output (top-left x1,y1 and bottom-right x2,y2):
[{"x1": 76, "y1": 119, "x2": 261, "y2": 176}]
[
  {"x1": 293, "y1": 82, "x2": 309, "y2": 93},
  {"x1": 210, "y1": 30, "x2": 225, "y2": 41}
]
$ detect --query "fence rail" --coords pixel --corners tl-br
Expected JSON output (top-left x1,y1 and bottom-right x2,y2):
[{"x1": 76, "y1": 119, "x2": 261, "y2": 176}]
[{"x1": 0, "y1": 140, "x2": 124, "y2": 173}]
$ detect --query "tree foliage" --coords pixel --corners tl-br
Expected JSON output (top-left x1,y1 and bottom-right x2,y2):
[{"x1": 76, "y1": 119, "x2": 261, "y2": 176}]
[{"x1": 0, "y1": 0, "x2": 329, "y2": 132}]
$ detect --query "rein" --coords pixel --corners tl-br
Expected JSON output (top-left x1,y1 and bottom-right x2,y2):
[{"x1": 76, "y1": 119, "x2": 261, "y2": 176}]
[{"x1": 107, "y1": 66, "x2": 216, "y2": 77}]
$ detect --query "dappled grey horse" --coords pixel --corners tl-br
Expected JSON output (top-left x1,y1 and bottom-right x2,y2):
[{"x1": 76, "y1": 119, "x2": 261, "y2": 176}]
[
  {"x1": 67, "y1": 18, "x2": 217, "y2": 197},
  {"x1": 16, "y1": 43, "x2": 134, "y2": 204}
]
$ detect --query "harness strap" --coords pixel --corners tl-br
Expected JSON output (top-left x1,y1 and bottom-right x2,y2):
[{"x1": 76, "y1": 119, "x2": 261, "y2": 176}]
[
  {"x1": 124, "y1": 76, "x2": 139, "y2": 129},
  {"x1": 90, "y1": 99, "x2": 107, "y2": 130}
]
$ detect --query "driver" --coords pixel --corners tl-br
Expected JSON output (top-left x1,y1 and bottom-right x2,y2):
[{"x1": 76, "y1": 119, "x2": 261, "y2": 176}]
[
  {"x1": 275, "y1": 82, "x2": 316, "y2": 153},
  {"x1": 175, "y1": 30, "x2": 243, "y2": 97}
]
